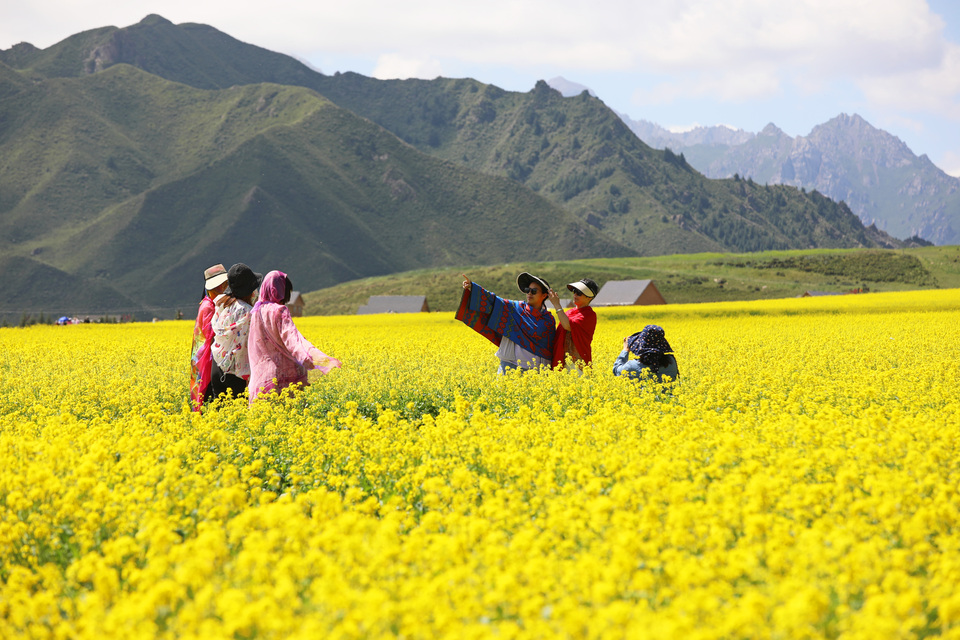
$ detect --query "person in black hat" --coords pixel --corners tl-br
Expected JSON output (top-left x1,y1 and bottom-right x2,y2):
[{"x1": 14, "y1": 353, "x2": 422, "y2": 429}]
[
  {"x1": 457, "y1": 271, "x2": 556, "y2": 373},
  {"x1": 613, "y1": 324, "x2": 679, "y2": 386},
  {"x1": 547, "y1": 278, "x2": 599, "y2": 371},
  {"x1": 209, "y1": 263, "x2": 263, "y2": 401}
]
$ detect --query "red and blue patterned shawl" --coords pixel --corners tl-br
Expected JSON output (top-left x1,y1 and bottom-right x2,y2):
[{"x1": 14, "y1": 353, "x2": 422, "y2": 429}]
[{"x1": 456, "y1": 283, "x2": 555, "y2": 360}]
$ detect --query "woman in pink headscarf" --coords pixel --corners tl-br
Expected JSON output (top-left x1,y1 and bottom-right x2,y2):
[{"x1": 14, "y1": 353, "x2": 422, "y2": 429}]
[{"x1": 247, "y1": 270, "x2": 341, "y2": 403}]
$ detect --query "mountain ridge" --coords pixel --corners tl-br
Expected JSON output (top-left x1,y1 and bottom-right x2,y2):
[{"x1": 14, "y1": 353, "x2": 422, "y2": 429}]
[
  {"x1": 1, "y1": 15, "x2": 904, "y2": 253},
  {"x1": 0, "y1": 60, "x2": 627, "y2": 321},
  {"x1": 0, "y1": 15, "x2": 917, "y2": 320}
]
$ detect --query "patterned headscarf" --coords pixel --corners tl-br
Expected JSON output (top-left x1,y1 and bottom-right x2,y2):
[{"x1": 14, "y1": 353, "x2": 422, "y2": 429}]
[
  {"x1": 627, "y1": 325, "x2": 673, "y2": 370},
  {"x1": 253, "y1": 270, "x2": 288, "y2": 311}
]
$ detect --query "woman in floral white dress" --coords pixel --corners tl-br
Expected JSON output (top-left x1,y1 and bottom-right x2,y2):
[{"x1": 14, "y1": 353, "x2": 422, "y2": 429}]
[{"x1": 210, "y1": 263, "x2": 262, "y2": 400}]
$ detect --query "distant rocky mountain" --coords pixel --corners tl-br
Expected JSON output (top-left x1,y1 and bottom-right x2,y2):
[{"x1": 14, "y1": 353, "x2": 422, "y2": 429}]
[
  {"x1": 621, "y1": 112, "x2": 958, "y2": 245},
  {"x1": 546, "y1": 80, "x2": 755, "y2": 150},
  {"x1": 618, "y1": 116, "x2": 755, "y2": 151},
  {"x1": 554, "y1": 77, "x2": 956, "y2": 245}
]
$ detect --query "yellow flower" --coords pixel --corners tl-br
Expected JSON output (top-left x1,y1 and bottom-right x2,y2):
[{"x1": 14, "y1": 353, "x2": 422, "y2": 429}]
[{"x1": 0, "y1": 290, "x2": 959, "y2": 637}]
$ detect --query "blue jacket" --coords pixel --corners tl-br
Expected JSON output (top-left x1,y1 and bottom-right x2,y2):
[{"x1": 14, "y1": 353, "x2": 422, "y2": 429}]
[{"x1": 612, "y1": 350, "x2": 679, "y2": 384}]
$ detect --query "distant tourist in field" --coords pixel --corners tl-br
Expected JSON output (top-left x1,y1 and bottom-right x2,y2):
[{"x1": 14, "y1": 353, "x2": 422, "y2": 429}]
[
  {"x1": 248, "y1": 270, "x2": 341, "y2": 403},
  {"x1": 190, "y1": 263, "x2": 229, "y2": 410},
  {"x1": 548, "y1": 278, "x2": 599, "y2": 371},
  {"x1": 613, "y1": 325, "x2": 679, "y2": 385},
  {"x1": 458, "y1": 272, "x2": 556, "y2": 374},
  {"x1": 209, "y1": 263, "x2": 262, "y2": 401}
]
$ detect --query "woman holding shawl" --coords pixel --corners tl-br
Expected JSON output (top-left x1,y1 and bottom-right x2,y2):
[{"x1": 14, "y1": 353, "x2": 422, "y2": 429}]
[
  {"x1": 547, "y1": 278, "x2": 599, "y2": 371},
  {"x1": 248, "y1": 270, "x2": 341, "y2": 403},
  {"x1": 458, "y1": 272, "x2": 556, "y2": 374}
]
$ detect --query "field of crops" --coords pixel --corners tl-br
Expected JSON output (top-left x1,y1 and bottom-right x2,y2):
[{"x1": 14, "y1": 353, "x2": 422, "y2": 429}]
[{"x1": 1, "y1": 289, "x2": 959, "y2": 639}]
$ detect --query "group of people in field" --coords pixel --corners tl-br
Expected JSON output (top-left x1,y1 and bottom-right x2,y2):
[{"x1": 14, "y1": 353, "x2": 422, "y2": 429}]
[
  {"x1": 189, "y1": 265, "x2": 677, "y2": 409},
  {"x1": 457, "y1": 272, "x2": 679, "y2": 383},
  {"x1": 189, "y1": 263, "x2": 341, "y2": 410}
]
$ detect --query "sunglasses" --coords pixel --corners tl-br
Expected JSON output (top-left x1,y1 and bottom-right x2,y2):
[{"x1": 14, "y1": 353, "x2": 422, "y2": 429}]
[{"x1": 522, "y1": 286, "x2": 544, "y2": 295}]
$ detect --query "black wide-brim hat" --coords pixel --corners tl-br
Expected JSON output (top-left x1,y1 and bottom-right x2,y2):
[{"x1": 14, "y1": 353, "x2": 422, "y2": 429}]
[
  {"x1": 517, "y1": 272, "x2": 550, "y2": 294},
  {"x1": 225, "y1": 263, "x2": 264, "y2": 299}
]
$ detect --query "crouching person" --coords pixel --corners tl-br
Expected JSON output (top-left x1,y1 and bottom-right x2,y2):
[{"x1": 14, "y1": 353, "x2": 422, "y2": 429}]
[{"x1": 613, "y1": 325, "x2": 679, "y2": 385}]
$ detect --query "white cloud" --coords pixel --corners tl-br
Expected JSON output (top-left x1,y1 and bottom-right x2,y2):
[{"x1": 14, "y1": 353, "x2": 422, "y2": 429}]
[
  {"x1": 615, "y1": 0, "x2": 948, "y2": 106},
  {"x1": 625, "y1": 0, "x2": 945, "y2": 74},
  {"x1": 939, "y1": 150, "x2": 960, "y2": 177},
  {"x1": 2, "y1": 2, "x2": 934, "y2": 71},
  {"x1": 635, "y1": 66, "x2": 783, "y2": 107},
  {"x1": 1, "y1": 1, "x2": 951, "y2": 82},
  {"x1": 372, "y1": 53, "x2": 443, "y2": 80},
  {"x1": 259, "y1": 0, "x2": 954, "y2": 109},
  {"x1": 857, "y1": 42, "x2": 960, "y2": 120},
  {"x1": 3, "y1": 0, "x2": 959, "y2": 166}
]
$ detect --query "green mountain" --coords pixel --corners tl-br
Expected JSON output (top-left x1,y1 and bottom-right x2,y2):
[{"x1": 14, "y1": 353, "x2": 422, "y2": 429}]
[
  {"x1": 310, "y1": 76, "x2": 906, "y2": 255},
  {"x1": 3, "y1": 14, "x2": 903, "y2": 253},
  {"x1": 0, "y1": 15, "x2": 910, "y2": 320},
  {"x1": 0, "y1": 61, "x2": 623, "y2": 322}
]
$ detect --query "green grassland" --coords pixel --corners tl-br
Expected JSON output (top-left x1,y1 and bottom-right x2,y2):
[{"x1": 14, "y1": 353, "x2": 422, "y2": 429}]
[{"x1": 302, "y1": 246, "x2": 960, "y2": 316}]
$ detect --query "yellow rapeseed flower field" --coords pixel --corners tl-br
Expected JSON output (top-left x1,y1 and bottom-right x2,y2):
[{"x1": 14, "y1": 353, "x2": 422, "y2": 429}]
[{"x1": 1, "y1": 289, "x2": 959, "y2": 639}]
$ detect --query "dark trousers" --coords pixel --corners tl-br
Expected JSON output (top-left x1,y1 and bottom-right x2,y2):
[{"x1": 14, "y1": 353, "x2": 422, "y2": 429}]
[{"x1": 208, "y1": 359, "x2": 248, "y2": 401}]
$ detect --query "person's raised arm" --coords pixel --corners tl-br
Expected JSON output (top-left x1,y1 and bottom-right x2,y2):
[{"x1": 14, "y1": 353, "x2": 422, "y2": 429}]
[
  {"x1": 612, "y1": 336, "x2": 633, "y2": 376},
  {"x1": 460, "y1": 273, "x2": 472, "y2": 291},
  {"x1": 548, "y1": 288, "x2": 571, "y2": 331}
]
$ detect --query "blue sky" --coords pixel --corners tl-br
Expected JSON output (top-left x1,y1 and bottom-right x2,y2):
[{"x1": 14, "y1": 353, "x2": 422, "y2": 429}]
[{"x1": 3, "y1": 1, "x2": 960, "y2": 176}]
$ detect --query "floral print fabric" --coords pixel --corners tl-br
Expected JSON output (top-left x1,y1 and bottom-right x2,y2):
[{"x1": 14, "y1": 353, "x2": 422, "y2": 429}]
[{"x1": 211, "y1": 298, "x2": 254, "y2": 378}]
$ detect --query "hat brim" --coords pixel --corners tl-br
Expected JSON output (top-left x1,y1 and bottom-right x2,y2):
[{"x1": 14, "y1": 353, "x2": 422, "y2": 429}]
[
  {"x1": 205, "y1": 273, "x2": 229, "y2": 289},
  {"x1": 517, "y1": 272, "x2": 549, "y2": 294},
  {"x1": 626, "y1": 332, "x2": 643, "y2": 355},
  {"x1": 567, "y1": 281, "x2": 595, "y2": 297}
]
